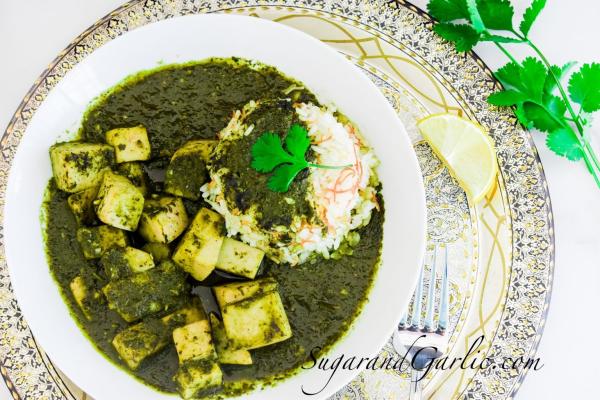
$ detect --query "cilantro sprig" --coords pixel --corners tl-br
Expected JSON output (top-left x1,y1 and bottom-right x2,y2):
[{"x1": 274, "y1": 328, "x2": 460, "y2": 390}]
[
  {"x1": 251, "y1": 124, "x2": 351, "y2": 192},
  {"x1": 428, "y1": 0, "x2": 600, "y2": 188}
]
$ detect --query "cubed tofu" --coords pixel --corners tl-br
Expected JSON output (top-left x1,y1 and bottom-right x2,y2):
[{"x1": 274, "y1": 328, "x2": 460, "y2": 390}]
[
  {"x1": 138, "y1": 196, "x2": 188, "y2": 243},
  {"x1": 213, "y1": 278, "x2": 278, "y2": 309},
  {"x1": 106, "y1": 125, "x2": 151, "y2": 163},
  {"x1": 172, "y1": 208, "x2": 225, "y2": 281},
  {"x1": 175, "y1": 361, "x2": 222, "y2": 399},
  {"x1": 112, "y1": 305, "x2": 205, "y2": 370},
  {"x1": 69, "y1": 276, "x2": 101, "y2": 320},
  {"x1": 112, "y1": 318, "x2": 168, "y2": 370},
  {"x1": 216, "y1": 238, "x2": 264, "y2": 279},
  {"x1": 102, "y1": 261, "x2": 188, "y2": 322},
  {"x1": 162, "y1": 304, "x2": 206, "y2": 329},
  {"x1": 142, "y1": 242, "x2": 171, "y2": 262},
  {"x1": 164, "y1": 140, "x2": 216, "y2": 200},
  {"x1": 101, "y1": 246, "x2": 155, "y2": 281},
  {"x1": 117, "y1": 162, "x2": 149, "y2": 195},
  {"x1": 76, "y1": 225, "x2": 128, "y2": 259},
  {"x1": 222, "y1": 291, "x2": 292, "y2": 350},
  {"x1": 67, "y1": 186, "x2": 99, "y2": 225},
  {"x1": 173, "y1": 320, "x2": 216, "y2": 363},
  {"x1": 49, "y1": 142, "x2": 114, "y2": 193},
  {"x1": 95, "y1": 171, "x2": 145, "y2": 231},
  {"x1": 209, "y1": 313, "x2": 252, "y2": 365}
]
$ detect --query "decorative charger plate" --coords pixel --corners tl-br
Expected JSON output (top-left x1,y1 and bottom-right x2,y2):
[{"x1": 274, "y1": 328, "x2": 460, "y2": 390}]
[{"x1": 0, "y1": 0, "x2": 554, "y2": 399}]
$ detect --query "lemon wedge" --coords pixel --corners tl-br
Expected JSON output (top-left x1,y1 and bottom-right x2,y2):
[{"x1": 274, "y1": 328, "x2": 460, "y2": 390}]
[{"x1": 418, "y1": 114, "x2": 498, "y2": 202}]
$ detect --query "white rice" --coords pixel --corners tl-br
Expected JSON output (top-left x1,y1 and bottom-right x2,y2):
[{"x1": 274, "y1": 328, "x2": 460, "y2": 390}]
[{"x1": 201, "y1": 101, "x2": 380, "y2": 265}]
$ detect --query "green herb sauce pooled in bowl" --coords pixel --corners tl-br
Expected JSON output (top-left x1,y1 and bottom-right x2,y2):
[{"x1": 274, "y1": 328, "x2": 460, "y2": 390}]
[{"x1": 43, "y1": 58, "x2": 384, "y2": 399}]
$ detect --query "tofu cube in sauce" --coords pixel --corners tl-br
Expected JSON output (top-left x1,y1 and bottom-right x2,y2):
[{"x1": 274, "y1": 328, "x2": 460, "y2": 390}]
[
  {"x1": 116, "y1": 162, "x2": 149, "y2": 195},
  {"x1": 95, "y1": 171, "x2": 145, "y2": 231},
  {"x1": 100, "y1": 246, "x2": 155, "y2": 281},
  {"x1": 102, "y1": 261, "x2": 188, "y2": 322},
  {"x1": 172, "y1": 208, "x2": 225, "y2": 281},
  {"x1": 138, "y1": 196, "x2": 189, "y2": 244},
  {"x1": 221, "y1": 290, "x2": 292, "y2": 350},
  {"x1": 142, "y1": 242, "x2": 171, "y2": 262},
  {"x1": 69, "y1": 276, "x2": 102, "y2": 320},
  {"x1": 215, "y1": 237, "x2": 264, "y2": 279},
  {"x1": 173, "y1": 319, "x2": 216, "y2": 363},
  {"x1": 164, "y1": 139, "x2": 216, "y2": 200},
  {"x1": 76, "y1": 225, "x2": 128, "y2": 259},
  {"x1": 67, "y1": 186, "x2": 99, "y2": 225},
  {"x1": 112, "y1": 305, "x2": 205, "y2": 370},
  {"x1": 209, "y1": 313, "x2": 252, "y2": 365},
  {"x1": 172, "y1": 317, "x2": 224, "y2": 399},
  {"x1": 106, "y1": 125, "x2": 151, "y2": 163},
  {"x1": 213, "y1": 278, "x2": 278, "y2": 309},
  {"x1": 49, "y1": 142, "x2": 114, "y2": 193},
  {"x1": 174, "y1": 361, "x2": 223, "y2": 400}
]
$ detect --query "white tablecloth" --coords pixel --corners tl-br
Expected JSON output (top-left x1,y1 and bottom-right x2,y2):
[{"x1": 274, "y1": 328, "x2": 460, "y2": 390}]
[{"x1": 1, "y1": 1, "x2": 599, "y2": 399}]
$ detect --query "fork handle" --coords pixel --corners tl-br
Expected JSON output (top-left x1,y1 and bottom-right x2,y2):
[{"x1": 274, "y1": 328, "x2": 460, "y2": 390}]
[{"x1": 409, "y1": 368, "x2": 423, "y2": 400}]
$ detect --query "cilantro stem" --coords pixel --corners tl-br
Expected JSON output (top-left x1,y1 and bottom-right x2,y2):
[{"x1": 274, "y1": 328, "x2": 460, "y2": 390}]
[
  {"x1": 307, "y1": 163, "x2": 353, "y2": 170},
  {"x1": 584, "y1": 140, "x2": 600, "y2": 170},
  {"x1": 581, "y1": 144, "x2": 600, "y2": 187},
  {"x1": 525, "y1": 39, "x2": 585, "y2": 133},
  {"x1": 493, "y1": 42, "x2": 519, "y2": 65},
  {"x1": 510, "y1": 29, "x2": 524, "y2": 40},
  {"x1": 493, "y1": 35, "x2": 600, "y2": 185},
  {"x1": 524, "y1": 38, "x2": 600, "y2": 184},
  {"x1": 576, "y1": 105, "x2": 585, "y2": 124},
  {"x1": 429, "y1": 0, "x2": 600, "y2": 188},
  {"x1": 500, "y1": 29, "x2": 600, "y2": 182}
]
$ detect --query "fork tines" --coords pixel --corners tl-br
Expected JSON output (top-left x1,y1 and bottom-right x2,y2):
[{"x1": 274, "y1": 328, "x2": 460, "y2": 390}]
[{"x1": 398, "y1": 244, "x2": 449, "y2": 335}]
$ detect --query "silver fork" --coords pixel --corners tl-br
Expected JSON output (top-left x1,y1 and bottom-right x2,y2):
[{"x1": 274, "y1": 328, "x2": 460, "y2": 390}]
[{"x1": 392, "y1": 244, "x2": 450, "y2": 400}]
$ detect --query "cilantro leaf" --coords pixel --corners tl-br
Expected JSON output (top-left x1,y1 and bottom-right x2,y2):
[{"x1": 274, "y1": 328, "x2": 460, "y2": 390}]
[
  {"x1": 495, "y1": 61, "x2": 523, "y2": 89},
  {"x1": 428, "y1": 0, "x2": 469, "y2": 22},
  {"x1": 520, "y1": 0, "x2": 546, "y2": 37},
  {"x1": 250, "y1": 132, "x2": 295, "y2": 172},
  {"x1": 268, "y1": 164, "x2": 307, "y2": 193},
  {"x1": 492, "y1": 59, "x2": 564, "y2": 132},
  {"x1": 546, "y1": 127, "x2": 584, "y2": 161},
  {"x1": 488, "y1": 90, "x2": 528, "y2": 106},
  {"x1": 544, "y1": 62, "x2": 575, "y2": 95},
  {"x1": 477, "y1": 0, "x2": 514, "y2": 31},
  {"x1": 495, "y1": 58, "x2": 546, "y2": 101},
  {"x1": 434, "y1": 23, "x2": 480, "y2": 52},
  {"x1": 251, "y1": 124, "x2": 350, "y2": 192},
  {"x1": 568, "y1": 63, "x2": 600, "y2": 112},
  {"x1": 285, "y1": 124, "x2": 311, "y2": 160},
  {"x1": 514, "y1": 104, "x2": 533, "y2": 128},
  {"x1": 520, "y1": 57, "x2": 547, "y2": 101},
  {"x1": 426, "y1": 0, "x2": 600, "y2": 187},
  {"x1": 543, "y1": 94, "x2": 567, "y2": 119},
  {"x1": 522, "y1": 102, "x2": 563, "y2": 132}
]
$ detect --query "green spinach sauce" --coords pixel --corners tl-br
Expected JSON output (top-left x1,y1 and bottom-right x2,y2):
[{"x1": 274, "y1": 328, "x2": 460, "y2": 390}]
[{"x1": 43, "y1": 58, "x2": 383, "y2": 397}]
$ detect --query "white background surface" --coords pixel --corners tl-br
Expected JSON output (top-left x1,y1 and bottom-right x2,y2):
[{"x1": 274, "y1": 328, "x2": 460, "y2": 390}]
[{"x1": 1, "y1": 1, "x2": 599, "y2": 399}]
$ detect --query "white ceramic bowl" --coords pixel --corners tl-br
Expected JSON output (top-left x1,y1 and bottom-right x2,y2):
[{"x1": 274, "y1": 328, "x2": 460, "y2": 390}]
[{"x1": 4, "y1": 14, "x2": 425, "y2": 400}]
